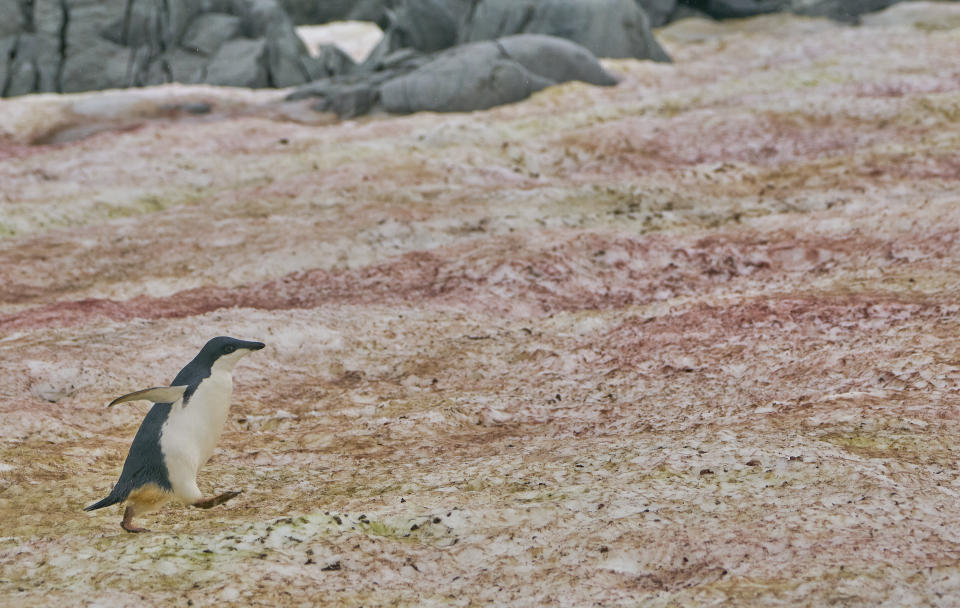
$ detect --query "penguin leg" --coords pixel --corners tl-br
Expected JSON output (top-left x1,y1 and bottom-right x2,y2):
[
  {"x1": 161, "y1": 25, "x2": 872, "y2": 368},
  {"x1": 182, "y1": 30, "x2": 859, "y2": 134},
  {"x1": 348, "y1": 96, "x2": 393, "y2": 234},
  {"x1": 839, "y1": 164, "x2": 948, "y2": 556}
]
[
  {"x1": 191, "y1": 490, "x2": 242, "y2": 509},
  {"x1": 121, "y1": 484, "x2": 171, "y2": 533},
  {"x1": 121, "y1": 505, "x2": 150, "y2": 533}
]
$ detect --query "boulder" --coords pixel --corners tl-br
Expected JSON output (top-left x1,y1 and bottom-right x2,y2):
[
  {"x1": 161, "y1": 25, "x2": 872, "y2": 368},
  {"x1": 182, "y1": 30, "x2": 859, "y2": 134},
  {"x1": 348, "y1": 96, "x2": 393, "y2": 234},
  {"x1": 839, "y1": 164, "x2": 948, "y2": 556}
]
[
  {"x1": 288, "y1": 33, "x2": 617, "y2": 117},
  {"x1": 204, "y1": 39, "x2": 270, "y2": 88},
  {"x1": 357, "y1": 0, "x2": 460, "y2": 71},
  {"x1": 180, "y1": 13, "x2": 244, "y2": 57},
  {"x1": 497, "y1": 35, "x2": 620, "y2": 87},
  {"x1": 380, "y1": 41, "x2": 555, "y2": 114},
  {"x1": 1, "y1": 0, "x2": 347, "y2": 97},
  {"x1": 461, "y1": 0, "x2": 671, "y2": 61},
  {"x1": 287, "y1": 49, "x2": 430, "y2": 117},
  {"x1": 381, "y1": 35, "x2": 617, "y2": 114}
]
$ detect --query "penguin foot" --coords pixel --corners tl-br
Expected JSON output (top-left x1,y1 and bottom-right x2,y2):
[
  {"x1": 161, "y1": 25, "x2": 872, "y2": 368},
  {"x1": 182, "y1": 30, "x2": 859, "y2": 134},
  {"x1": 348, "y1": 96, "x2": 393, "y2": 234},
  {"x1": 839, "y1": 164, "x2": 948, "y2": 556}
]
[
  {"x1": 192, "y1": 490, "x2": 242, "y2": 509},
  {"x1": 121, "y1": 506, "x2": 150, "y2": 533}
]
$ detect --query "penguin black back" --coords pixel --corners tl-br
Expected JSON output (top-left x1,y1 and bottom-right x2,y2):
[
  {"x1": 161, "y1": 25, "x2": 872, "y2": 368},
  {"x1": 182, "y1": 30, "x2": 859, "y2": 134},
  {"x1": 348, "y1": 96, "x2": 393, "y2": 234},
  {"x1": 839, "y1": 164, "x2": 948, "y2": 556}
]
[{"x1": 83, "y1": 402, "x2": 173, "y2": 511}]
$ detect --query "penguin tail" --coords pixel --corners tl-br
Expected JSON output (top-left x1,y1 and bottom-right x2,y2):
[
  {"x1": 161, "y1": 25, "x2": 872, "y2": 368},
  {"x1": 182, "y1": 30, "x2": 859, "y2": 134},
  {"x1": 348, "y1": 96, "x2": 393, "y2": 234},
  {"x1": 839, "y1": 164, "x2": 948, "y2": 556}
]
[{"x1": 83, "y1": 494, "x2": 123, "y2": 512}]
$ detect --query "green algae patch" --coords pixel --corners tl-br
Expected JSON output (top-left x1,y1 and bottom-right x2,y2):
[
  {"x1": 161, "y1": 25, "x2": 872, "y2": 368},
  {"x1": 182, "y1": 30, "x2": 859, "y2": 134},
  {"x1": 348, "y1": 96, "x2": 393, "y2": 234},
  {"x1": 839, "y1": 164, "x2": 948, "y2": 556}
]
[
  {"x1": 0, "y1": 189, "x2": 208, "y2": 240},
  {"x1": 818, "y1": 428, "x2": 954, "y2": 465},
  {"x1": 97, "y1": 194, "x2": 166, "y2": 219}
]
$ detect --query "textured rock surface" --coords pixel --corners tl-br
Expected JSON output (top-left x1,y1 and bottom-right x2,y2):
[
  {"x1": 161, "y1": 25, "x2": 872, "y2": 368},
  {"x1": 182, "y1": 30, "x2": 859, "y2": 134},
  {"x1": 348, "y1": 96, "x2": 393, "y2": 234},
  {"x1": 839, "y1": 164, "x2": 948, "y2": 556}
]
[
  {"x1": 289, "y1": 34, "x2": 617, "y2": 118},
  {"x1": 0, "y1": 0, "x2": 338, "y2": 97},
  {"x1": 277, "y1": 0, "x2": 916, "y2": 29},
  {"x1": 2, "y1": 2, "x2": 960, "y2": 605},
  {"x1": 355, "y1": 0, "x2": 672, "y2": 72},
  {"x1": 461, "y1": 0, "x2": 672, "y2": 60},
  {"x1": 380, "y1": 35, "x2": 617, "y2": 115}
]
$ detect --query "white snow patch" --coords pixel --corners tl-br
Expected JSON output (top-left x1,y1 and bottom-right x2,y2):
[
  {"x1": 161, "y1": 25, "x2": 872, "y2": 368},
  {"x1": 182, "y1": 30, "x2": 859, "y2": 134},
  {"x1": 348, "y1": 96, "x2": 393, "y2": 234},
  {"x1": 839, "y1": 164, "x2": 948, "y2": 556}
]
[{"x1": 296, "y1": 21, "x2": 383, "y2": 63}]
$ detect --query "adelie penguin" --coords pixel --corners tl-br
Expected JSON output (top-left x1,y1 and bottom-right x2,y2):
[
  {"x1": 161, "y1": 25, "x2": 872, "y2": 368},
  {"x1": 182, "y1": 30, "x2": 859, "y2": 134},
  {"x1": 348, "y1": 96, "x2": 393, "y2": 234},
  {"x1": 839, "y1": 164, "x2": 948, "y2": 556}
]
[{"x1": 85, "y1": 336, "x2": 265, "y2": 533}]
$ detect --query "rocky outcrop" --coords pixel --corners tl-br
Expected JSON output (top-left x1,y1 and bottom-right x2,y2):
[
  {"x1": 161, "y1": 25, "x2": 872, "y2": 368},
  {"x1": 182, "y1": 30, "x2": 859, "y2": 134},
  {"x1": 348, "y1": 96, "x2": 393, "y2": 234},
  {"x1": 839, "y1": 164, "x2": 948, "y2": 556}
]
[
  {"x1": 358, "y1": 0, "x2": 462, "y2": 67},
  {"x1": 305, "y1": 0, "x2": 665, "y2": 117},
  {"x1": 460, "y1": 0, "x2": 671, "y2": 61},
  {"x1": 678, "y1": 0, "x2": 903, "y2": 21},
  {"x1": 0, "y1": 0, "x2": 345, "y2": 97},
  {"x1": 285, "y1": 0, "x2": 672, "y2": 63},
  {"x1": 380, "y1": 35, "x2": 618, "y2": 114},
  {"x1": 277, "y1": 0, "x2": 913, "y2": 31},
  {"x1": 2, "y1": 0, "x2": 671, "y2": 99},
  {"x1": 287, "y1": 34, "x2": 617, "y2": 117}
]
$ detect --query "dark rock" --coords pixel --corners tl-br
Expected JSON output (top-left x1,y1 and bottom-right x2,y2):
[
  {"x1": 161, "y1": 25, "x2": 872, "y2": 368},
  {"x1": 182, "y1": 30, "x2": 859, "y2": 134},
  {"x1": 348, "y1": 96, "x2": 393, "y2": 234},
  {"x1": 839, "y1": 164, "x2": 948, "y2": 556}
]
[
  {"x1": 30, "y1": 0, "x2": 67, "y2": 92},
  {"x1": 180, "y1": 13, "x2": 243, "y2": 57},
  {"x1": 310, "y1": 44, "x2": 357, "y2": 79},
  {"x1": 668, "y1": 5, "x2": 712, "y2": 20},
  {"x1": 381, "y1": 35, "x2": 617, "y2": 114},
  {"x1": 0, "y1": 36, "x2": 15, "y2": 96},
  {"x1": 497, "y1": 35, "x2": 619, "y2": 87},
  {"x1": 639, "y1": 0, "x2": 680, "y2": 27},
  {"x1": 380, "y1": 41, "x2": 555, "y2": 114},
  {"x1": 59, "y1": 38, "x2": 133, "y2": 94},
  {"x1": 310, "y1": 83, "x2": 380, "y2": 117},
  {"x1": 5, "y1": 36, "x2": 42, "y2": 97},
  {"x1": 279, "y1": 0, "x2": 475, "y2": 28},
  {"x1": 287, "y1": 50, "x2": 427, "y2": 117},
  {"x1": 461, "y1": 0, "x2": 671, "y2": 61},
  {"x1": 342, "y1": 0, "x2": 671, "y2": 63},
  {"x1": 358, "y1": 0, "x2": 460, "y2": 72},
  {"x1": 278, "y1": 0, "x2": 391, "y2": 25},
  {"x1": 205, "y1": 38, "x2": 270, "y2": 88},
  {"x1": 288, "y1": 33, "x2": 616, "y2": 118},
  {"x1": 364, "y1": 47, "x2": 428, "y2": 73},
  {"x1": 1, "y1": 1, "x2": 63, "y2": 96},
  {"x1": 678, "y1": 0, "x2": 903, "y2": 21},
  {"x1": 2, "y1": 0, "x2": 345, "y2": 97},
  {"x1": 163, "y1": 48, "x2": 210, "y2": 84},
  {"x1": 385, "y1": 0, "x2": 459, "y2": 53},
  {"x1": 678, "y1": 0, "x2": 788, "y2": 19},
  {"x1": 790, "y1": 0, "x2": 902, "y2": 22},
  {"x1": 0, "y1": 0, "x2": 24, "y2": 38}
]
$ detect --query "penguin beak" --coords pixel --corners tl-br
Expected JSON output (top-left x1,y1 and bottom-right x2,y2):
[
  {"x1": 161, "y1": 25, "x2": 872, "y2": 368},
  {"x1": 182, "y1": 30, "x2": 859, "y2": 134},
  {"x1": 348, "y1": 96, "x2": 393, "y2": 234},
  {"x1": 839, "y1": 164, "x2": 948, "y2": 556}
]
[{"x1": 245, "y1": 341, "x2": 265, "y2": 351}]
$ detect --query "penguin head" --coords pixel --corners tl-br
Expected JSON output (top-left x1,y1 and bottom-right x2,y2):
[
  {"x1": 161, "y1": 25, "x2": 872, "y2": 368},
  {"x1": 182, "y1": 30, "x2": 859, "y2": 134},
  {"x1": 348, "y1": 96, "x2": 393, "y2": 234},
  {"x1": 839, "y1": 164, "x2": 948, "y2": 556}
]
[{"x1": 197, "y1": 336, "x2": 265, "y2": 373}]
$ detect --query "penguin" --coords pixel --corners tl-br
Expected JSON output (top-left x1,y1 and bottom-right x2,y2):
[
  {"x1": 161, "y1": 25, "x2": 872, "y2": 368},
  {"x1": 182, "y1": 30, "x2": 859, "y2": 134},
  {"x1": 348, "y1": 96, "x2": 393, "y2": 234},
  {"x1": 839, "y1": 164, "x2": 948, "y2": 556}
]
[{"x1": 85, "y1": 336, "x2": 265, "y2": 533}]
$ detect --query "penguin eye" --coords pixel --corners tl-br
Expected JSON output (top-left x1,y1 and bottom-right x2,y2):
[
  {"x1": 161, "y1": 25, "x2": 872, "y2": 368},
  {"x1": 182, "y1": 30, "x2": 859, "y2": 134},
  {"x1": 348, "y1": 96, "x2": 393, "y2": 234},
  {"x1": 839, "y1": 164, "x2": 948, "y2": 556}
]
[{"x1": 223, "y1": 345, "x2": 237, "y2": 354}]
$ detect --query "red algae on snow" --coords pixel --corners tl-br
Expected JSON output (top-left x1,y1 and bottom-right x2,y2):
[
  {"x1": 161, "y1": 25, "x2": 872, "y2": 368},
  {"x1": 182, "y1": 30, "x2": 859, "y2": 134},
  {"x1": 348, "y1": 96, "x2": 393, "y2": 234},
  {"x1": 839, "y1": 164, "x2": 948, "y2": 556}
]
[{"x1": 3, "y1": 4, "x2": 960, "y2": 607}]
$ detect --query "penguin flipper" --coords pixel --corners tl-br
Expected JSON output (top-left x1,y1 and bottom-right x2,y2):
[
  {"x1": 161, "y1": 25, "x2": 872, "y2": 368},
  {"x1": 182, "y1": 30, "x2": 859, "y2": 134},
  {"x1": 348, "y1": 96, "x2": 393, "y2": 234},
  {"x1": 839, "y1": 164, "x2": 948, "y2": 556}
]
[{"x1": 107, "y1": 386, "x2": 188, "y2": 408}]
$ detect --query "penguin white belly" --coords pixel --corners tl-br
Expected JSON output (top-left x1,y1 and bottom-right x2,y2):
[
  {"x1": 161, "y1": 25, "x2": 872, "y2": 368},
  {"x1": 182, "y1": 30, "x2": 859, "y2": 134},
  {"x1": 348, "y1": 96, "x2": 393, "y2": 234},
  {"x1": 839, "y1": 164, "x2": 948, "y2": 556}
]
[{"x1": 160, "y1": 369, "x2": 234, "y2": 503}]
